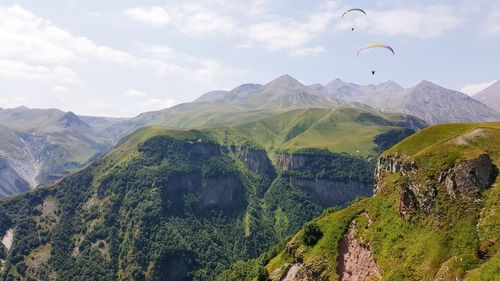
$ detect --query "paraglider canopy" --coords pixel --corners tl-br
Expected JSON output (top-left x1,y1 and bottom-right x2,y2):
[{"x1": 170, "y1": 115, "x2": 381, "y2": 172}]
[
  {"x1": 357, "y1": 43, "x2": 395, "y2": 56},
  {"x1": 342, "y1": 8, "x2": 366, "y2": 18},
  {"x1": 343, "y1": 8, "x2": 366, "y2": 31}
]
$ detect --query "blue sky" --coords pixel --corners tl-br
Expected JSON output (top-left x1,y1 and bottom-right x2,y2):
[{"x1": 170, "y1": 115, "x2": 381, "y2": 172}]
[{"x1": 0, "y1": 0, "x2": 499, "y2": 116}]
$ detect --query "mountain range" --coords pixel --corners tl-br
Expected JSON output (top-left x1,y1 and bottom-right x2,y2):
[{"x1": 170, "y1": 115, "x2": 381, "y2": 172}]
[
  {"x1": 98, "y1": 75, "x2": 500, "y2": 142},
  {"x1": 0, "y1": 75, "x2": 499, "y2": 198}
]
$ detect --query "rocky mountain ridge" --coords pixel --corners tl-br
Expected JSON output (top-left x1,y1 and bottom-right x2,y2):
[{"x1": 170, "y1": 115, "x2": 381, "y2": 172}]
[{"x1": 0, "y1": 108, "x2": 112, "y2": 197}]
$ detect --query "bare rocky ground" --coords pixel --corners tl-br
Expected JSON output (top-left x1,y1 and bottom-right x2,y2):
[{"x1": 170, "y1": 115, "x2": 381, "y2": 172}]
[{"x1": 337, "y1": 220, "x2": 381, "y2": 281}]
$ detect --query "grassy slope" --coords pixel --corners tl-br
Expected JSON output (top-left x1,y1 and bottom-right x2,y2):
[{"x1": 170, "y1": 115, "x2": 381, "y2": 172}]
[
  {"x1": 124, "y1": 107, "x2": 418, "y2": 160},
  {"x1": 234, "y1": 108, "x2": 416, "y2": 156},
  {"x1": 264, "y1": 122, "x2": 500, "y2": 281}
]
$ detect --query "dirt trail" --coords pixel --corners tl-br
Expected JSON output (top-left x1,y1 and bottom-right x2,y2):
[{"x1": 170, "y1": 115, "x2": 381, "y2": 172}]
[{"x1": 450, "y1": 128, "x2": 488, "y2": 146}]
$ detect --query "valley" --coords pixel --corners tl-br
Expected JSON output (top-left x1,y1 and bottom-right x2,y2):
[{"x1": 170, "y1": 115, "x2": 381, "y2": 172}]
[
  {"x1": 0, "y1": 75, "x2": 498, "y2": 281},
  {"x1": 0, "y1": 107, "x2": 424, "y2": 280}
]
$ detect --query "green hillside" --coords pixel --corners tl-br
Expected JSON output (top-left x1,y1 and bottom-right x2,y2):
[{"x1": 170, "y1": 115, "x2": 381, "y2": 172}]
[
  {"x1": 234, "y1": 108, "x2": 425, "y2": 156},
  {"x1": 236, "y1": 122, "x2": 500, "y2": 281}
]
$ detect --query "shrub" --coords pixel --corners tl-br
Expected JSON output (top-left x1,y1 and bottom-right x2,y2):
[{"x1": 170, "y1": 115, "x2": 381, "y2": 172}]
[
  {"x1": 302, "y1": 222, "x2": 322, "y2": 246},
  {"x1": 256, "y1": 266, "x2": 270, "y2": 281}
]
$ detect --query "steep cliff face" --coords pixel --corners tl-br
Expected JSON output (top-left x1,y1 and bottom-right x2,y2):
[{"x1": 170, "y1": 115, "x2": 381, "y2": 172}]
[
  {"x1": 276, "y1": 151, "x2": 375, "y2": 207},
  {"x1": 276, "y1": 153, "x2": 309, "y2": 170},
  {"x1": 289, "y1": 178, "x2": 371, "y2": 207},
  {"x1": 235, "y1": 147, "x2": 275, "y2": 176},
  {"x1": 159, "y1": 172, "x2": 246, "y2": 215}
]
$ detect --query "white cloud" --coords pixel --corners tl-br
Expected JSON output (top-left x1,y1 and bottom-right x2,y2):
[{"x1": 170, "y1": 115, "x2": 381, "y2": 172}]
[
  {"x1": 337, "y1": 5, "x2": 460, "y2": 38},
  {"x1": 124, "y1": 3, "x2": 237, "y2": 36},
  {"x1": 141, "y1": 98, "x2": 176, "y2": 109},
  {"x1": 168, "y1": 4, "x2": 238, "y2": 36},
  {"x1": 0, "y1": 4, "x2": 139, "y2": 65},
  {"x1": 0, "y1": 4, "x2": 239, "y2": 86},
  {"x1": 247, "y1": 1, "x2": 338, "y2": 52},
  {"x1": 289, "y1": 46, "x2": 326, "y2": 57},
  {"x1": 145, "y1": 45, "x2": 176, "y2": 59},
  {"x1": 125, "y1": 1, "x2": 338, "y2": 54},
  {"x1": 52, "y1": 86, "x2": 67, "y2": 92},
  {"x1": 0, "y1": 96, "x2": 28, "y2": 108},
  {"x1": 123, "y1": 7, "x2": 171, "y2": 27},
  {"x1": 461, "y1": 80, "x2": 496, "y2": 96},
  {"x1": 0, "y1": 58, "x2": 79, "y2": 83},
  {"x1": 123, "y1": 89, "x2": 147, "y2": 98},
  {"x1": 484, "y1": 10, "x2": 500, "y2": 36},
  {"x1": 78, "y1": 101, "x2": 127, "y2": 117}
]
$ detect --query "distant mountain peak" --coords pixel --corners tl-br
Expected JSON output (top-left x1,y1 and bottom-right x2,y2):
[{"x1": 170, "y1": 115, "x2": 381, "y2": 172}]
[
  {"x1": 231, "y1": 83, "x2": 263, "y2": 94},
  {"x1": 266, "y1": 74, "x2": 304, "y2": 88},
  {"x1": 415, "y1": 80, "x2": 440, "y2": 88},
  {"x1": 326, "y1": 78, "x2": 346, "y2": 86},
  {"x1": 57, "y1": 111, "x2": 91, "y2": 129},
  {"x1": 13, "y1": 106, "x2": 30, "y2": 111},
  {"x1": 60, "y1": 111, "x2": 79, "y2": 121},
  {"x1": 380, "y1": 80, "x2": 403, "y2": 88}
]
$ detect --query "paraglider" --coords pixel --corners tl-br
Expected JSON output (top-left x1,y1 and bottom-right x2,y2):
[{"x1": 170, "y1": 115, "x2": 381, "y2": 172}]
[
  {"x1": 342, "y1": 8, "x2": 366, "y2": 31},
  {"x1": 357, "y1": 43, "x2": 395, "y2": 75},
  {"x1": 357, "y1": 43, "x2": 395, "y2": 56}
]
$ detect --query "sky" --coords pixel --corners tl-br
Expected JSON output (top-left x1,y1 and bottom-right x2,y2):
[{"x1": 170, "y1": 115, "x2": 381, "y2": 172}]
[{"x1": 0, "y1": 0, "x2": 499, "y2": 117}]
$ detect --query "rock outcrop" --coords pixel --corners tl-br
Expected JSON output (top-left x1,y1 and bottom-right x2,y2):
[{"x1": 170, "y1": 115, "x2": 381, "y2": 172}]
[
  {"x1": 376, "y1": 153, "x2": 497, "y2": 218},
  {"x1": 279, "y1": 263, "x2": 314, "y2": 281},
  {"x1": 375, "y1": 154, "x2": 417, "y2": 193},
  {"x1": 438, "y1": 154, "x2": 497, "y2": 200}
]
